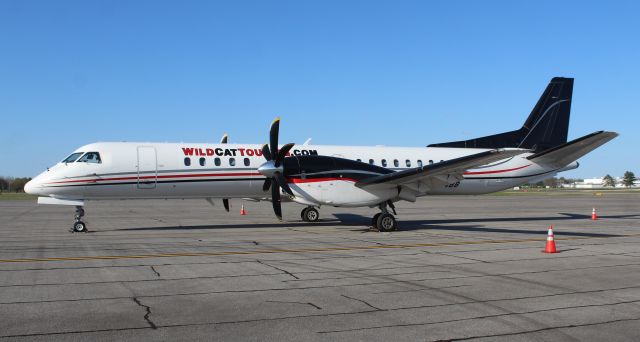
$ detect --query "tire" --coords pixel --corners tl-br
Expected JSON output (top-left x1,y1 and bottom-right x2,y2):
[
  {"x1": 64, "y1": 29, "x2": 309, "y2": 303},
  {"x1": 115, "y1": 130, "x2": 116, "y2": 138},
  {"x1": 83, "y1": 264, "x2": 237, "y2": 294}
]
[
  {"x1": 301, "y1": 208, "x2": 309, "y2": 221},
  {"x1": 371, "y1": 213, "x2": 381, "y2": 229},
  {"x1": 376, "y1": 213, "x2": 396, "y2": 232},
  {"x1": 303, "y1": 207, "x2": 319, "y2": 222},
  {"x1": 73, "y1": 221, "x2": 87, "y2": 233}
]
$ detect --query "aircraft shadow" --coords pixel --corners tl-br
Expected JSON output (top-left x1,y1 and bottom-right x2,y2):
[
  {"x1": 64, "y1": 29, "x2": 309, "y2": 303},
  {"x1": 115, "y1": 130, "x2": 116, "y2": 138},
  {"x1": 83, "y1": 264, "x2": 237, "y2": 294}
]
[
  {"x1": 115, "y1": 212, "x2": 634, "y2": 238},
  {"x1": 333, "y1": 213, "x2": 628, "y2": 237},
  {"x1": 115, "y1": 219, "x2": 354, "y2": 231}
]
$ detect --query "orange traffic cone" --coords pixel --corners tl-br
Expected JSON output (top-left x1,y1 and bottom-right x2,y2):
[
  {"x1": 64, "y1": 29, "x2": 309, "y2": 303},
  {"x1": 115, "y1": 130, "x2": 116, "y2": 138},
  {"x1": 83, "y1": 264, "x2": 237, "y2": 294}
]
[
  {"x1": 591, "y1": 208, "x2": 597, "y2": 220},
  {"x1": 543, "y1": 225, "x2": 557, "y2": 253},
  {"x1": 240, "y1": 204, "x2": 246, "y2": 215}
]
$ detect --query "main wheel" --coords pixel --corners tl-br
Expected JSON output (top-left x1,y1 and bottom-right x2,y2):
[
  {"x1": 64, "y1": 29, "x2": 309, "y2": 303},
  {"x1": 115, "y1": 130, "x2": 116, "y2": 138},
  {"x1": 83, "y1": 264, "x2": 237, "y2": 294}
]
[
  {"x1": 73, "y1": 221, "x2": 87, "y2": 233},
  {"x1": 376, "y1": 213, "x2": 396, "y2": 232},
  {"x1": 302, "y1": 207, "x2": 319, "y2": 222},
  {"x1": 301, "y1": 207, "x2": 309, "y2": 221},
  {"x1": 371, "y1": 213, "x2": 382, "y2": 229}
]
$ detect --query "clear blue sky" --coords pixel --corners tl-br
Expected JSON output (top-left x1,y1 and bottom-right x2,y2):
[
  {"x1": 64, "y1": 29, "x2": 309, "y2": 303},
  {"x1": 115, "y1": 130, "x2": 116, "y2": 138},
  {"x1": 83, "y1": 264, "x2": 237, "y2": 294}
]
[{"x1": 1, "y1": 0, "x2": 637, "y2": 178}]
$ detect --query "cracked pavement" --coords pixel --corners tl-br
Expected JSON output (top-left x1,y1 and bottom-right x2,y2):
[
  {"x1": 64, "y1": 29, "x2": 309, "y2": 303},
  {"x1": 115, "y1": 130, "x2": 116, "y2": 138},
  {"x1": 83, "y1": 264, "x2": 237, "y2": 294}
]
[{"x1": 0, "y1": 194, "x2": 639, "y2": 341}]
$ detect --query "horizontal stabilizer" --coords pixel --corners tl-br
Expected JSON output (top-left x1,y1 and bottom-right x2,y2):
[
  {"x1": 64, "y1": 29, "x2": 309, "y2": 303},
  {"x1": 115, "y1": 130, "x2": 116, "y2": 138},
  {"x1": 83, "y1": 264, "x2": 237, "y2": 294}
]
[
  {"x1": 357, "y1": 148, "x2": 528, "y2": 187},
  {"x1": 527, "y1": 131, "x2": 618, "y2": 168}
]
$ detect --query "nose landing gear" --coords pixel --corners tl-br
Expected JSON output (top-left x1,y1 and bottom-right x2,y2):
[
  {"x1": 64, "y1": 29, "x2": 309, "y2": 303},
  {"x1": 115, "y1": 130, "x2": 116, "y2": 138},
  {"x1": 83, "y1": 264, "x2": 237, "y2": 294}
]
[
  {"x1": 301, "y1": 206, "x2": 320, "y2": 222},
  {"x1": 71, "y1": 206, "x2": 88, "y2": 233}
]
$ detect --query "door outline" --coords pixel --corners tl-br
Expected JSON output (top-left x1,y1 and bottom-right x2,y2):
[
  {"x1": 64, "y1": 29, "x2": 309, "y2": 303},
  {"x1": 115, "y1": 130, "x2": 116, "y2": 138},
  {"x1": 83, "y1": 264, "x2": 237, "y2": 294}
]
[{"x1": 137, "y1": 146, "x2": 157, "y2": 189}]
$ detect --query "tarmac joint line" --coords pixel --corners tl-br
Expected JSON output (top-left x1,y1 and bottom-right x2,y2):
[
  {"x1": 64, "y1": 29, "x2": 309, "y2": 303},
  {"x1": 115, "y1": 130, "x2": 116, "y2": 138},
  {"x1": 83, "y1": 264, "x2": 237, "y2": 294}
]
[{"x1": 0, "y1": 234, "x2": 635, "y2": 264}]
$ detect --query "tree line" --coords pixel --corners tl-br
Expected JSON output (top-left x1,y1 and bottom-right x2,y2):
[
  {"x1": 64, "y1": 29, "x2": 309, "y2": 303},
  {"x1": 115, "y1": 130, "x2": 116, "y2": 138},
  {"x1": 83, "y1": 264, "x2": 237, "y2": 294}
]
[
  {"x1": 528, "y1": 171, "x2": 637, "y2": 188},
  {"x1": 0, "y1": 177, "x2": 32, "y2": 193},
  {"x1": 602, "y1": 171, "x2": 637, "y2": 187}
]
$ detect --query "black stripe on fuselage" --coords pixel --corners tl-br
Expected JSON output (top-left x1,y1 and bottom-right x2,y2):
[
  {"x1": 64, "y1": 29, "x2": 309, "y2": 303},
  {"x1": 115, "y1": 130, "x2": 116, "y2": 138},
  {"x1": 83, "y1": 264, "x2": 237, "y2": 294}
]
[
  {"x1": 45, "y1": 178, "x2": 262, "y2": 188},
  {"x1": 62, "y1": 168, "x2": 258, "y2": 179}
]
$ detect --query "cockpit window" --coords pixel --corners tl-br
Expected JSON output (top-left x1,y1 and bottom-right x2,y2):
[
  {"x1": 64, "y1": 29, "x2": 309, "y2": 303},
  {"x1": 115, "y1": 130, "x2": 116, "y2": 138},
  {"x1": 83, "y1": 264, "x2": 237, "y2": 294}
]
[
  {"x1": 77, "y1": 152, "x2": 102, "y2": 164},
  {"x1": 62, "y1": 152, "x2": 83, "y2": 163}
]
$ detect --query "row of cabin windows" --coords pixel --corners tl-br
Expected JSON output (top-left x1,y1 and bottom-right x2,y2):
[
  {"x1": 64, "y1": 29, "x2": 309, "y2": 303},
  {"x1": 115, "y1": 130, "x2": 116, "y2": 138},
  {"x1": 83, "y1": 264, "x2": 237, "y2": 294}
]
[
  {"x1": 355, "y1": 158, "x2": 444, "y2": 168},
  {"x1": 184, "y1": 157, "x2": 251, "y2": 167},
  {"x1": 185, "y1": 156, "x2": 444, "y2": 168}
]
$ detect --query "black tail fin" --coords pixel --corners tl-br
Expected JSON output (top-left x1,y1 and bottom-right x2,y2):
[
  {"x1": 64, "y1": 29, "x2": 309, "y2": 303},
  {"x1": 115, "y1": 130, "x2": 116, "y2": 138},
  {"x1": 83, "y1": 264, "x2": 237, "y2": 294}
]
[{"x1": 428, "y1": 77, "x2": 573, "y2": 152}]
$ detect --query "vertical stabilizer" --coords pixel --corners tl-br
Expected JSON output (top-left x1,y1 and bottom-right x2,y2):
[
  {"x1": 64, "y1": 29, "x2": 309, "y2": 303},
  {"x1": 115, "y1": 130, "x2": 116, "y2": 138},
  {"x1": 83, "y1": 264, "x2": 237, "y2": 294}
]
[{"x1": 429, "y1": 77, "x2": 573, "y2": 152}]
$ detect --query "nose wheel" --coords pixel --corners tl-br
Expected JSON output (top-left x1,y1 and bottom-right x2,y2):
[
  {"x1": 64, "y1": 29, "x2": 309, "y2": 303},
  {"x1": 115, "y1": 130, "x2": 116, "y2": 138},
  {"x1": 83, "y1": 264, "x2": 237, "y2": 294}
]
[
  {"x1": 301, "y1": 207, "x2": 319, "y2": 222},
  {"x1": 71, "y1": 206, "x2": 88, "y2": 233}
]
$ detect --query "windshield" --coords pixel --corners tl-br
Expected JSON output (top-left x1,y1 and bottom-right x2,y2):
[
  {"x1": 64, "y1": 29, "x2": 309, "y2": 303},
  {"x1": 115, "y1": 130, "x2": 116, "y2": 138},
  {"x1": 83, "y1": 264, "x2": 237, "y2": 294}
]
[
  {"x1": 77, "y1": 152, "x2": 102, "y2": 164},
  {"x1": 61, "y1": 152, "x2": 83, "y2": 163}
]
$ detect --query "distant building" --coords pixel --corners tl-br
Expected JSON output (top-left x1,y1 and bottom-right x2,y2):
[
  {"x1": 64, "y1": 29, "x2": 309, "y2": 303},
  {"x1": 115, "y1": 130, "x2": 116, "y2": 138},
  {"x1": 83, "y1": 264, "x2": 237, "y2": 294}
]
[
  {"x1": 573, "y1": 177, "x2": 604, "y2": 189},
  {"x1": 570, "y1": 176, "x2": 639, "y2": 188}
]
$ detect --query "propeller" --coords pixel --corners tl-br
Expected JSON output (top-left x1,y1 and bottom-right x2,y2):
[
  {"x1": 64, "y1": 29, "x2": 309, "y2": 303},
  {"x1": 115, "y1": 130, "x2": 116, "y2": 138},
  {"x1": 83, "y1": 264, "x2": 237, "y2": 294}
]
[
  {"x1": 220, "y1": 133, "x2": 229, "y2": 211},
  {"x1": 257, "y1": 117, "x2": 295, "y2": 220}
]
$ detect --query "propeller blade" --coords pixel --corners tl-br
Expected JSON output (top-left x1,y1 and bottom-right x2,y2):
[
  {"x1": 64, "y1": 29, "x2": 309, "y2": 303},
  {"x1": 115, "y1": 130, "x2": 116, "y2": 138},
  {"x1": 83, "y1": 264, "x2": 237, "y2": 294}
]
[
  {"x1": 262, "y1": 178, "x2": 272, "y2": 192},
  {"x1": 274, "y1": 172, "x2": 294, "y2": 196},
  {"x1": 269, "y1": 117, "x2": 280, "y2": 160},
  {"x1": 275, "y1": 143, "x2": 294, "y2": 167},
  {"x1": 205, "y1": 198, "x2": 215, "y2": 207},
  {"x1": 220, "y1": 133, "x2": 228, "y2": 144},
  {"x1": 261, "y1": 143, "x2": 272, "y2": 161},
  {"x1": 271, "y1": 184, "x2": 282, "y2": 220},
  {"x1": 223, "y1": 198, "x2": 230, "y2": 212}
]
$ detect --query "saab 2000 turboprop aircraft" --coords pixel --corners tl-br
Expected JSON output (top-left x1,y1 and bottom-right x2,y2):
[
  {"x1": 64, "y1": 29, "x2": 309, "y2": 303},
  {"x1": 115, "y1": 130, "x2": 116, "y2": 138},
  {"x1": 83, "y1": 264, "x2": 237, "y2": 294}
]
[{"x1": 25, "y1": 77, "x2": 617, "y2": 232}]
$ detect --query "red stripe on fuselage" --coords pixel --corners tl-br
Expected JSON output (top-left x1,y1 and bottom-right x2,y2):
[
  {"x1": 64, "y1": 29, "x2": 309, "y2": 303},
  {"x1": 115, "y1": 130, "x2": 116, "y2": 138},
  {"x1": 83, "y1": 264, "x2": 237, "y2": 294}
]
[
  {"x1": 47, "y1": 172, "x2": 262, "y2": 184},
  {"x1": 463, "y1": 164, "x2": 530, "y2": 175}
]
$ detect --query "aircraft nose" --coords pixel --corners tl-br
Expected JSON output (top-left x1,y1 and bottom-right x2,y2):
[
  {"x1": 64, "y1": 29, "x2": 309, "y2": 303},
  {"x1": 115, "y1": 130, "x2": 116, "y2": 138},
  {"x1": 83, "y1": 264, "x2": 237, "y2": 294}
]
[{"x1": 24, "y1": 179, "x2": 39, "y2": 195}]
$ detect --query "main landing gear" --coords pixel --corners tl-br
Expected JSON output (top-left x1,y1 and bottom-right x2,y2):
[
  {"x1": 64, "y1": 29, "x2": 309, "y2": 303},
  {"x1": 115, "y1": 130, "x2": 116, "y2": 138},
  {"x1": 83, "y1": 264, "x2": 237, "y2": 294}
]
[
  {"x1": 371, "y1": 201, "x2": 397, "y2": 232},
  {"x1": 71, "y1": 206, "x2": 88, "y2": 233},
  {"x1": 301, "y1": 206, "x2": 320, "y2": 222}
]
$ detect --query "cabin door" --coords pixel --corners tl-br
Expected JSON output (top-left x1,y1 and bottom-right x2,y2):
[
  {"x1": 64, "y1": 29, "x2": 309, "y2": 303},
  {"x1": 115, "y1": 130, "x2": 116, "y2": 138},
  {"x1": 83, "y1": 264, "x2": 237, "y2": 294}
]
[{"x1": 137, "y1": 146, "x2": 157, "y2": 189}]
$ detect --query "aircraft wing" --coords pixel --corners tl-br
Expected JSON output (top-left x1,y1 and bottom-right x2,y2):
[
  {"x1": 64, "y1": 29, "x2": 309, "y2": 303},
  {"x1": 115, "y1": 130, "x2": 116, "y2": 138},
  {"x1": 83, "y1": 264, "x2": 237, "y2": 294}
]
[
  {"x1": 356, "y1": 148, "x2": 528, "y2": 188},
  {"x1": 527, "y1": 131, "x2": 618, "y2": 168}
]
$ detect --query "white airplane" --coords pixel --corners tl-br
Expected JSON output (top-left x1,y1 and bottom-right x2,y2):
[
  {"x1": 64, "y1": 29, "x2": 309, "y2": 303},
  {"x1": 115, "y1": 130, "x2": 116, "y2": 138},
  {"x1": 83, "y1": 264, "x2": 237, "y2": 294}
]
[{"x1": 25, "y1": 77, "x2": 617, "y2": 233}]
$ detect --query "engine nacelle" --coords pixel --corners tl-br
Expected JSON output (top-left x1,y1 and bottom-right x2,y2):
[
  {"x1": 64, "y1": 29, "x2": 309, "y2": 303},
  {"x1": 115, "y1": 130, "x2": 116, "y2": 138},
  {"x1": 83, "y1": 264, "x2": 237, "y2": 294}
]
[{"x1": 283, "y1": 155, "x2": 397, "y2": 207}]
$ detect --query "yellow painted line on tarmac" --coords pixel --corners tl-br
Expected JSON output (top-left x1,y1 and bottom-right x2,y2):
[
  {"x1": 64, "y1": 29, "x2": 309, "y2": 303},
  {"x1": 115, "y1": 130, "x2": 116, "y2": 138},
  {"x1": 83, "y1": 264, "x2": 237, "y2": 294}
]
[{"x1": 0, "y1": 234, "x2": 616, "y2": 264}]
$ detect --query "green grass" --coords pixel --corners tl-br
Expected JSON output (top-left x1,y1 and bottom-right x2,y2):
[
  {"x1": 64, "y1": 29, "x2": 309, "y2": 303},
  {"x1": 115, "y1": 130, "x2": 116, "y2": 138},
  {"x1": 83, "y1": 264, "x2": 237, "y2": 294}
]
[
  {"x1": 487, "y1": 188, "x2": 640, "y2": 196},
  {"x1": 0, "y1": 192, "x2": 38, "y2": 201}
]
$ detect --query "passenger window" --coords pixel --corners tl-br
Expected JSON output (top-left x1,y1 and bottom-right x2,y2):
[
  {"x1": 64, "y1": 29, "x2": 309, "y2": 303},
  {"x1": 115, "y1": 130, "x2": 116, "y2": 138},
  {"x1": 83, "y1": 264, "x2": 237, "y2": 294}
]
[
  {"x1": 381, "y1": 159, "x2": 387, "y2": 167},
  {"x1": 244, "y1": 158, "x2": 250, "y2": 166},
  {"x1": 393, "y1": 159, "x2": 399, "y2": 167},
  {"x1": 417, "y1": 160, "x2": 423, "y2": 167},
  {"x1": 62, "y1": 152, "x2": 83, "y2": 163},
  {"x1": 429, "y1": 160, "x2": 434, "y2": 165},
  {"x1": 214, "y1": 158, "x2": 221, "y2": 166},
  {"x1": 406, "y1": 159, "x2": 411, "y2": 167},
  {"x1": 229, "y1": 158, "x2": 236, "y2": 166},
  {"x1": 199, "y1": 157, "x2": 205, "y2": 166},
  {"x1": 369, "y1": 159, "x2": 374, "y2": 165},
  {"x1": 184, "y1": 157, "x2": 191, "y2": 166},
  {"x1": 77, "y1": 152, "x2": 101, "y2": 164}
]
